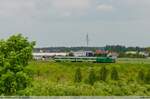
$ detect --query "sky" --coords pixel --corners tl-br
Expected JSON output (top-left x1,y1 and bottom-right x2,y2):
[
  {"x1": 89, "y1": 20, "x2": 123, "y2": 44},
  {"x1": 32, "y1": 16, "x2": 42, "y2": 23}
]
[{"x1": 0, "y1": 0, "x2": 150, "y2": 47}]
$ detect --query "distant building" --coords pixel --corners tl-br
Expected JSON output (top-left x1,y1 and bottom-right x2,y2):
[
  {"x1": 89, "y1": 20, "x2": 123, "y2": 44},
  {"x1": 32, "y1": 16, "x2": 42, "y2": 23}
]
[
  {"x1": 125, "y1": 51, "x2": 149, "y2": 58},
  {"x1": 139, "y1": 51, "x2": 149, "y2": 57},
  {"x1": 95, "y1": 50, "x2": 109, "y2": 57},
  {"x1": 86, "y1": 51, "x2": 95, "y2": 57},
  {"x1": 95, "y1": 50, "x2": 109, "y2": 55},
  {"x1": 107, "y1": 52, "x2": 119, "y2": 59},
  {"x1": 125, "y1": 51, "x2": 137, "y2": 54},
  {"x1": 33, "y1": 52, "x2": 68, "y2": 60},
  {"x1": 73, "y1": 51, "x2": 94, "y2": 57}
]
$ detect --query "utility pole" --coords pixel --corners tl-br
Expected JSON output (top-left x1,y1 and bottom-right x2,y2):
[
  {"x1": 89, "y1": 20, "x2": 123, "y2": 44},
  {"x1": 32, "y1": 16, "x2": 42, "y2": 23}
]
[{"x1": 86, "y1": 33, "x2": 90, "y2": 47}]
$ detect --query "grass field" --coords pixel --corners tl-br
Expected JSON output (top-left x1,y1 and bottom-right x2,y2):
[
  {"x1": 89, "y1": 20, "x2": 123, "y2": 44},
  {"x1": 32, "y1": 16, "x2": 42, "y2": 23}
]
[{"x1": 20, "y1": 58, "x2": 150, "y2": 96}]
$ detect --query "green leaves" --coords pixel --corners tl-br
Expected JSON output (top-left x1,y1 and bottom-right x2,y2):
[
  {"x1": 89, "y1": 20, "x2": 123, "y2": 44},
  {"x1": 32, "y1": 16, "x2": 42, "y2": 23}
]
[
  {"x1": 88, "y1": 68, "x2": 96, "y2": 85},
  {"x1": 145, "y1": 69, "x2": 150, "y2": 84},
  {"x1": 111, "y1": 67, "x2": 119, "y2": 80},
  {"x1": 74, "y1": 68, "x2": 82, "y2": 83},
  {"x1": 16, "y1": 71, "x2": 31, "y2": 90},
  {"x1": 0, "y1": 71, "x2": 16, "y2": 95},
  {"x1": 0, "y1": 34, "x2": 35, "y2": 95},
  {"x1": 137, "y1": 69, "x2": 145, "y2": 83},
  {"x1": 99, "y1": 66, "x2": 109, "y2": 81}
]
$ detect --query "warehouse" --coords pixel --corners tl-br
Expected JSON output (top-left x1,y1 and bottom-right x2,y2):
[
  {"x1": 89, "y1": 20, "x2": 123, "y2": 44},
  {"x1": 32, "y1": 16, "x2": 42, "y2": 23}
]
[
  {"x1": 33, "y1": 52, "x2": 68, "y2": 60},
  {"x1": 73, "y1": 51, "x2": 94, "y2": 57}
]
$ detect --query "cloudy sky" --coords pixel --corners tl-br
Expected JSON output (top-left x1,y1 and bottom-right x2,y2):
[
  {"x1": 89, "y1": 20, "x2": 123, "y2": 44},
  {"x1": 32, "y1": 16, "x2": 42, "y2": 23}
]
[{"x1": 0, "y1": 0, "x2": 150, "y2": 47}]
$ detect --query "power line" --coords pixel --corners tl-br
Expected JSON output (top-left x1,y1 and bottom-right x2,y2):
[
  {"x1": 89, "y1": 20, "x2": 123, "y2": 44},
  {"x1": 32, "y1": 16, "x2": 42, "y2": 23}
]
[{"x1": 86, "y1": 33, "x2": 90, "y2": 47}]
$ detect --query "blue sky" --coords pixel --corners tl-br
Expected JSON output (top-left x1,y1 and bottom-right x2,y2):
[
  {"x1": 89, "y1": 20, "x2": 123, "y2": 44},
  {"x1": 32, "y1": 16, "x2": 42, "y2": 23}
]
[{"x1": 0, "y1": 0, "x2": 150, "y2": 47}]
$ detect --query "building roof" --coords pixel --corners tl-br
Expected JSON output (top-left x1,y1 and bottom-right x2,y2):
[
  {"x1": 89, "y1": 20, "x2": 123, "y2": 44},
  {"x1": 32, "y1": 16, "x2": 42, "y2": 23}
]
[
  {"x1": 95, "y1": 50, "x2": 108, "y2": 54},
  {"x1": 33, "y1": 52, "x2": 68, "y2": 56}
]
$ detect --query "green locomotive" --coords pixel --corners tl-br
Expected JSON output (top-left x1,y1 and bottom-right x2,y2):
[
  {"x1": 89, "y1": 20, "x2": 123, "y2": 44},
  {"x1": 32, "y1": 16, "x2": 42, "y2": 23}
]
[{"x1": 96, "y1": 57, "x2": 115, "y2": 63}]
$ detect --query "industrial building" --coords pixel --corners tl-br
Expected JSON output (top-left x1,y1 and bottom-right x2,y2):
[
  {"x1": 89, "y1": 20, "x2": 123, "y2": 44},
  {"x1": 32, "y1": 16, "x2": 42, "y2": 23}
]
[
  {"x1": 73, "y1": 51, "x2": 94, "y2": 57},
  {"x1": 33, "y1": 52, "x2": 68, "y2": 60}
]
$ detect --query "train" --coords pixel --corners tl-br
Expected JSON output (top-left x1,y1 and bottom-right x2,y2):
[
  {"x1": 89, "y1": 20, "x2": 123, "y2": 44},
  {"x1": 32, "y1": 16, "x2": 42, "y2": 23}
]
[{"x1": 54, "y1": 56, "x2": 116, "y2": 63}]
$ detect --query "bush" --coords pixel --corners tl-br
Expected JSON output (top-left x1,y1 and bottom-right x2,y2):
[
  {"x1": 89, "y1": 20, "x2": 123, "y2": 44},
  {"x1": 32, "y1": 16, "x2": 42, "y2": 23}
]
[
  {"x1": 99, "y1": 66, "x2": 109, "y2": 81},
  {"x1": 145, "y1": 69, "x2": 150, "y2": 84},
  {"x1": 137, "y1": 69, "x2": 145, "y2": 83},
  {"x1": 111, "y1": 67, "x2": 119, "y2": 80},
  {"x1": 88, "y1": 68, "x2": 96, "y2": 85},
  {"x1": 74, "y1": 68, "x2": 82, "y2": 83}
]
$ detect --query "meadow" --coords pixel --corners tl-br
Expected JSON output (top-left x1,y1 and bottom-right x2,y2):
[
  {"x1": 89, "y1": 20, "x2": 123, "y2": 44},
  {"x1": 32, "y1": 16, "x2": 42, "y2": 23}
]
[{"x1": 20, "y1": 58, "x2": 150, "y2": 96}]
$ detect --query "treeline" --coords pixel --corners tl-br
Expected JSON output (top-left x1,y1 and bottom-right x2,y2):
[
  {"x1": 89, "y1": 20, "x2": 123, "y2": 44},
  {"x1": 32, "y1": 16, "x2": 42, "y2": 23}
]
[
  {"x1": 34, "y1": 47, "x2": 104, "y2": 52},
  {"x1": 106, "y1": 45, "x2": 150, "y2": 58},
  {"x1": 119, "y1": 52, "x2": 147, "y2": 58},
  {"x1": 34, "y1": 45, "x2": 149, "y2": 53},
  {"x1": 34, "y1": 45, "x2": 150, "y2": 55},
  {"x1": 105, "y1": 45, "x2": 146, "y2": 53}
]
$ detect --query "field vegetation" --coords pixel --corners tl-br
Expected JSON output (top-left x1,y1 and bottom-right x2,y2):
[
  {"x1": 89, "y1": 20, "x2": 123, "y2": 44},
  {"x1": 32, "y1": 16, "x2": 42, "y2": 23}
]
[{"x1": 20, "y1": 59, "x2": 150, "y2": 96}]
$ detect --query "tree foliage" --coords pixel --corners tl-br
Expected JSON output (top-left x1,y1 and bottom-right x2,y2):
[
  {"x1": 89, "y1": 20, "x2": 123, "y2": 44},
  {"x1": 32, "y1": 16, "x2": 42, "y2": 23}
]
[
  {"x1": 111, "y1": 67, "x2": 119, "y2": 80},
  {"x1": 88, "y1": 68, "x2": 96, "y2": 85},
  {"x1": 74, "y1": 68, "x2": 82, "y2": 83},
  {"x1": 145, "y1": 69, "x2": 150, "y2": 84},
  {"x1": 0, "y1": 34, "x2": 35, "y2": 95},
  {"x1": 137, "y1": 69, "x2": 145, "y2": 83},
  {"x1": 99, "y1": 66, "x2": 108, "y2": 81}
]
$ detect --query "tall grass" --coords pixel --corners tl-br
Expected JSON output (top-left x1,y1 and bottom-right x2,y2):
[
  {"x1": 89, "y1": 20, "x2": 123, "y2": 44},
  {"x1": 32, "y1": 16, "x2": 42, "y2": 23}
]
[{"x1": 21, "y1": 60, "x2": 150, "y2": 96}]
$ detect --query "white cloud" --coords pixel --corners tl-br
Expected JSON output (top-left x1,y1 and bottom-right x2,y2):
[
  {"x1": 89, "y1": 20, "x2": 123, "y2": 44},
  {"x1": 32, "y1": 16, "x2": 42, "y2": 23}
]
[
  {"x1": 0, "y1": 0, "x2": 93, "y2": 18},
  {"x1": 96, "y1": 4, "x2": 113, "y2": 12},
  {"x1": 51, "y1": 0, "x2": 91, "y2": 9},
  {"x1": 51, "y1": 0, "x2": 92, "y2": 16},
  {"x1": 112, "y1": 0, "x2": 150, "y2": 9},
  {"x1": 0, "y1": 0, "x2": 149, "y2": 19},
  {"x1": 112, "y1": 0, "x2": 150, "y2": 19},
  {"x1": 0, "y1": 0, "x2": 37, "y2": 17}
]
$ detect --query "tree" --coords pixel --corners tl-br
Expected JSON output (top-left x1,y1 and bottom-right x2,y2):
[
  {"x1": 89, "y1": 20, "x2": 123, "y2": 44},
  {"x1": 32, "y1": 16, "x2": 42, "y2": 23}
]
[
  {"x1": 74, "y1": 68, "x2": 82, "y2": 83},
  {"x1": 137, "y1": 69, "x2": 145, "y2": 83},
  {"x1": 145, "y1": 69, "x2": 150, "y2": 84},
  {"x1": 0, "y1": 34, "x2": 35, "y2": 95},
  {"x1": 111, "y1": 67, "x2": 119, "y2": 80},
  {"x1": 99, "y1": 66, "x2": 108, "y2": 81},
  {"x1": 88, "y1": 68, "x2": 96, "y2": 85},
  {"x1": 68, "y1": 52, "x2": 74, "y2": 56}
]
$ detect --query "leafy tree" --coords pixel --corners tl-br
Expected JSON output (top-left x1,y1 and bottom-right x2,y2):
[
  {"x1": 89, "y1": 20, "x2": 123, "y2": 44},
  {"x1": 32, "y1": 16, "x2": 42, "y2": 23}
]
[
  {"x1": 88, "y1": 68, "x2": 96, "y2": 85},
  {"x1": 0, "y1": 34, "x2": 35, "y2": 95},
  {"x1": 111, "y1": 67, "x2": 119, "y2": 80},
  {"x1": 145, "y1": 69, "x2": 150, "y2": 84},
  {"x1": 74, "y1": 68, "x2": 82, "y2": 83},
  {"x1": 99, "y1": 66, "x2": 108, "y2": 81},
  {"x1": 137, "y1": 69, "x2": 145, "y2": 83},
  {"x1": 68, "y1": 52, "x2": 74, "y2": 56}
]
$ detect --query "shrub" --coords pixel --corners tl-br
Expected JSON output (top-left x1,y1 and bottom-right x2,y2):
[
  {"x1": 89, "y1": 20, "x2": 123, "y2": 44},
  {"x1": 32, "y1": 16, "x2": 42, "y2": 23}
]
[
  {"x1": 111, "y1": 67, "x2": 119, "y2": 80},
  {"x1": 145, "y1": 69, "x2": 150, "y2": 84},
  {"x1": 137, "y1": 69, "x2": 145, "y2": 83},
  {"x1": 99, "y1": 66, "x2": 109, "y2": 81},
  {"x1": 88, "y1": 68, "x2": 96, "y2": 85},
  {"x1": 74, "y1": 68, "x2": 82, "y2": 83}
]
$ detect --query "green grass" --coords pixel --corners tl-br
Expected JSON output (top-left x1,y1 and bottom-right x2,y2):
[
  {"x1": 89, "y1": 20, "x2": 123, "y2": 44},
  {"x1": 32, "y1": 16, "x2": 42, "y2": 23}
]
[{"x1": 21, "y1": 58, "x2": 150, "y2": 96}]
